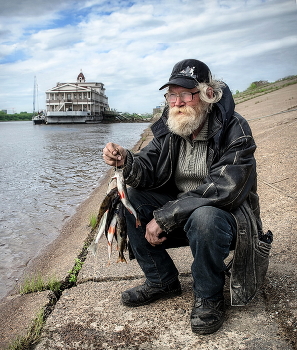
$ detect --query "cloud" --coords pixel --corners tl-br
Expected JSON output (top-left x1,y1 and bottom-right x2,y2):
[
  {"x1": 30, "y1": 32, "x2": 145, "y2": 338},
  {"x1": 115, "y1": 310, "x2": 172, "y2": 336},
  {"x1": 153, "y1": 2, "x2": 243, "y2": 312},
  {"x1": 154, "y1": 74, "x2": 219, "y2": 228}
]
[
  {"x1": 0, "y1": 0, "x2": 74, "y2": 16},
  {"x1": 0, "y1": 0, "x2": 296, "y2": 114}
]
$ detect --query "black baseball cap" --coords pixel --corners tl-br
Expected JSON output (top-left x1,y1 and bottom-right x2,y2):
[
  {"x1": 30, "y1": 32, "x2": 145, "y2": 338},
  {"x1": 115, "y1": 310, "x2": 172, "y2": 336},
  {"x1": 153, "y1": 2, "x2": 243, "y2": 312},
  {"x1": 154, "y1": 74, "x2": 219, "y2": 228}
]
[{"x1": 159, "y1": 59, "x2": 211, "y2": 90}]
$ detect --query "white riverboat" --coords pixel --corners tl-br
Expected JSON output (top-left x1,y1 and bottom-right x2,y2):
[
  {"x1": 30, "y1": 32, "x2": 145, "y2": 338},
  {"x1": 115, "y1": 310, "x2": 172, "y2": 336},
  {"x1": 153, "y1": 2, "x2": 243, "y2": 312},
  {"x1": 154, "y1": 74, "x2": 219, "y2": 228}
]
[{"x1": 44, "y1": 71, "x2": 109, "y2": 124}]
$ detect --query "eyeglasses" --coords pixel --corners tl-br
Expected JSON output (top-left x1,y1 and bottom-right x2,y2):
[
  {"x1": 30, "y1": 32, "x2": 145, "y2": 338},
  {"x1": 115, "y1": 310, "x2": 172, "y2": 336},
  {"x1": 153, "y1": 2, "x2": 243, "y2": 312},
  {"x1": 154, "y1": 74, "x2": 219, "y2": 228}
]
[{"x1": 164, "y1": 91, "x2": 199, "y2": 103}]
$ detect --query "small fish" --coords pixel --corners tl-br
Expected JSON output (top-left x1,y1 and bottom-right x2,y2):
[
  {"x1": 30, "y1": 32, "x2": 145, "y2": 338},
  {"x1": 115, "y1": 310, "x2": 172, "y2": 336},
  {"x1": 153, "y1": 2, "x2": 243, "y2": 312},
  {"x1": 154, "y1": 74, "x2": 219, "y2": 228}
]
[
  {"x1": 89, "y1": 210, "x2": 109, "y2": 255},
  {"x1": 112, "y1": 168, "x2": 141, "y2": 228},
  {"x1": 89, "y1": 186, "x2": 120, "y2": 255},
  {"x1": 107, "y1": 176, "x2": 117, "y2": 192},
  {"x1": 115, "y1": 202, "x2": 128, "y2": 263},
  {"x1": 88, "y1": 167, "x2": 140, "y2": 264},
  {"x1": 91, "y1": 187, "x2": 119, "y2": 235},
  {"x1": 104, "y1": 192, "x2": 121, "y2": 237},
  {"x1": 88, "y1": 188, "x2": 120, "y2": 257},
  {"x1": 106, "y1": 214, "x2": 118, "y2": 264}
]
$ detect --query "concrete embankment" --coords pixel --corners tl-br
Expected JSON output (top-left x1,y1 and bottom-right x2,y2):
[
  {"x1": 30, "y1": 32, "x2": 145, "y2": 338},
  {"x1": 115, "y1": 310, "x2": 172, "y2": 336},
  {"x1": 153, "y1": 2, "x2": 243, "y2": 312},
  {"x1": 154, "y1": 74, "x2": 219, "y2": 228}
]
[{"x1": 0, "y1": 83, "x2": 296, "y2": 349}]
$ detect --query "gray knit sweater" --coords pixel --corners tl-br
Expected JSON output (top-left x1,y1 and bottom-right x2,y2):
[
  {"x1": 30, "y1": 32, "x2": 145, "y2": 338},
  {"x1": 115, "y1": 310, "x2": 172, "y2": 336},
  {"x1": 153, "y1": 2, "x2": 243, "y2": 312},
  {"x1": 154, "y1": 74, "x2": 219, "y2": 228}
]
[{"x1": 175, "y1": 119, "x2": 209, "y2": 196}]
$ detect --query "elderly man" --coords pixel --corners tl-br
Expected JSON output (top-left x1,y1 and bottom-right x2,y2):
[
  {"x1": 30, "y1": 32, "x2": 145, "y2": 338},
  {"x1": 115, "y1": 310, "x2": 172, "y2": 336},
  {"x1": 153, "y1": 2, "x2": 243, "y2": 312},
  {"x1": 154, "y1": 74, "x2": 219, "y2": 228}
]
[{"x1": 103, "y1": 59, "x2": 271, "y2": 334}]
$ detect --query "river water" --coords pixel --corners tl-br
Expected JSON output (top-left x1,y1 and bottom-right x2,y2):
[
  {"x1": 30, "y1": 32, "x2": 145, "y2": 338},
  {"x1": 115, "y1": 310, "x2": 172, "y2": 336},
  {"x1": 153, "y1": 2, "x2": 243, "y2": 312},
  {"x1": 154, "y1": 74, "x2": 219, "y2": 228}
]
[{"x1": 0, "y1": 121, "x2": 150, "y2": 300}]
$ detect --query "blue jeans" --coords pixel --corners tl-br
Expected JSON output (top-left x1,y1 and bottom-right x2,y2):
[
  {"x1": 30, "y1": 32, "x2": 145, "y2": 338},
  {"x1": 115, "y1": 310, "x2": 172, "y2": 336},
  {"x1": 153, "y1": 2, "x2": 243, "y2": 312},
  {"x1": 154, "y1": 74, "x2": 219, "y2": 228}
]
[{"x1": 125, "y1": 188, "x2": 237, "y2": 301}]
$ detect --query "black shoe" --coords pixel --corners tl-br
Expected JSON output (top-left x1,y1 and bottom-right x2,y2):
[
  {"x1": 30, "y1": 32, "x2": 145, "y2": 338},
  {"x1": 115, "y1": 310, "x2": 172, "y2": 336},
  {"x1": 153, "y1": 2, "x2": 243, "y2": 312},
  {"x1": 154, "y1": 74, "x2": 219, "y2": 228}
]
[
  {"x1": 191, "y1": 297, "x2": 225, "y2": 335},
  {"x1": 121, "y1": 280, "x2": 182, "y2": 307}
]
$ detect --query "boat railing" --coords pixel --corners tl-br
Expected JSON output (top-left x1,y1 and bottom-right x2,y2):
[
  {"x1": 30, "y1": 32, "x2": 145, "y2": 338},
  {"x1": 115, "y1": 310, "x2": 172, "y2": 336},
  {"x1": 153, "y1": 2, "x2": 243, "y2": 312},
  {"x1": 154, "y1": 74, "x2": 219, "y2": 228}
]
[{"x1": 46, "y1": 111, "x2": 89, "y2": 117}]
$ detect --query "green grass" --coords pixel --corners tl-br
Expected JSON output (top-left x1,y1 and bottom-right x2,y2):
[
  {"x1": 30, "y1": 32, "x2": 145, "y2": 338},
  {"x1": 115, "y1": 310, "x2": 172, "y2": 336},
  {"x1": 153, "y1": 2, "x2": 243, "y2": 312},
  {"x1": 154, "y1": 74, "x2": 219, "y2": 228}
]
[
  {"x1": 233, "y1": 75, "x2": 297, "y2": 105},
  {"x1": 19, "y1": 274, "x2": 61, "y2": 295},
  {"x1": 89, "y1": 213, "x2": 98, "y2": 229},
  {"x1": 68, "y1": 258, "x2": 84, "y2": 283},
  {"x1": 6, "y1": 309, "x2": 45, "y2": 350},
  {"x1": 8, "y1": 255, "x2": 86, "y2": 349}
]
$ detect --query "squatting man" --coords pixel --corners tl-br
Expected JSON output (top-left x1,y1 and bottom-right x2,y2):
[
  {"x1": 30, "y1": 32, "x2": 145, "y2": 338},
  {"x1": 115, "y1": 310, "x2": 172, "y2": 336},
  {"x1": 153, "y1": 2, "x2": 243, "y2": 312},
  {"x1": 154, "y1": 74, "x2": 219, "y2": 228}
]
[{"x1": 103, "y1": 59, "x2": 270, "y2": 334}]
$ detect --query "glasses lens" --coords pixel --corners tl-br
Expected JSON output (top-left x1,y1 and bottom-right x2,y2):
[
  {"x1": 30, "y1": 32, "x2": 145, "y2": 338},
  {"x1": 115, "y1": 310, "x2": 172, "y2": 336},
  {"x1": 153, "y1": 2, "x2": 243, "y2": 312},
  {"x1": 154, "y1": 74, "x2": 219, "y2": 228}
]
[
  {"x1": 181, "y1": 92, "x2": 192, "y2": 102},
  {"x1": 165, "y1": 92, "x2": 193, "y2": 103},
  {"x1": 165, "y1": 93, "x2": 175, "y2": 102}
]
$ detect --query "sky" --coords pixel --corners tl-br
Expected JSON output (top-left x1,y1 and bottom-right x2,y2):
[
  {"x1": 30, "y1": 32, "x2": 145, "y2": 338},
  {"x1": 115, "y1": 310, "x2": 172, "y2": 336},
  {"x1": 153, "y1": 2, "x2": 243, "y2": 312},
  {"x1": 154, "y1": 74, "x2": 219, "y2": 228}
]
[{"x1": 0, "y1": 0, "x2": 296, "y2": 115}]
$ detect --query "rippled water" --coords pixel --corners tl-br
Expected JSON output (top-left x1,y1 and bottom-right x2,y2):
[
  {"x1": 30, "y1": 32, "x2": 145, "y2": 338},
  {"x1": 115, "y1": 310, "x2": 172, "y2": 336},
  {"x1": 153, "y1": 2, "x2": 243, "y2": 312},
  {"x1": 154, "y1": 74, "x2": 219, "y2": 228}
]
[{"x1": 0, "y1": 121, "x2": 150, "y2": 300}]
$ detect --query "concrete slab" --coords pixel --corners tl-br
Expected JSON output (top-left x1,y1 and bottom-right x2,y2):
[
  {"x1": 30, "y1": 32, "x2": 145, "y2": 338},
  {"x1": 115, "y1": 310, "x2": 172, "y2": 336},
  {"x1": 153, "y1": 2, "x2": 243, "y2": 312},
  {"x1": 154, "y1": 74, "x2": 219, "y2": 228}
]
[
  {"x1": 0, "y1": 291, "x2": 49, "y2": 349},
  {"x1": 35, "y1": 278, "x2": 293, "y2": 350},
  {"x1": 79, "y1": 238, "x2": 193, "y2": 283}
]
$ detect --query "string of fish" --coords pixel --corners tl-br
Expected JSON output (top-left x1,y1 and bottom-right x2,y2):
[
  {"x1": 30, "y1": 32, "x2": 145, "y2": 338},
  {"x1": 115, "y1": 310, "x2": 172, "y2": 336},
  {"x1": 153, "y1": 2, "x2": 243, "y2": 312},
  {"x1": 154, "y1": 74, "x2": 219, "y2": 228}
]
[{"x1": 89, "y1": 149, "x2": 141, "y2": 264}]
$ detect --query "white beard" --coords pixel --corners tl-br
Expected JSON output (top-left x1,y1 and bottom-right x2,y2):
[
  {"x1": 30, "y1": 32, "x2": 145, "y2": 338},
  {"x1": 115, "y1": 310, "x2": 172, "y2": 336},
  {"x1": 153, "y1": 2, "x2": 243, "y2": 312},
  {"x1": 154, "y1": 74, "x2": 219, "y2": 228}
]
[{"x1": 167, "y1": 103, "x2": 209, "y2": 138}]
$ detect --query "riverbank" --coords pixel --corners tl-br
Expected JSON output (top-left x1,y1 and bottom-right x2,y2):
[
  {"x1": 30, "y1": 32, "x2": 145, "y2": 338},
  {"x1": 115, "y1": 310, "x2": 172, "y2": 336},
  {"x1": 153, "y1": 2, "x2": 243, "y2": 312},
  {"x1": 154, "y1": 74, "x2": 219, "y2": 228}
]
[{"x1": 1, "y1": 83, "x2": 296, "y2": 349}]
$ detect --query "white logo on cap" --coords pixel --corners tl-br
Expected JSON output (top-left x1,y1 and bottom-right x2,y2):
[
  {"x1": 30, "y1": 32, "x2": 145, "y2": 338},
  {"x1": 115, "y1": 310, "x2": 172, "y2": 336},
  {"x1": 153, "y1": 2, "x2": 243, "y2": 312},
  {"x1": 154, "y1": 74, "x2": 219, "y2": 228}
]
[{"x1": 179, "y1": 66, "x2": 196, "y2": 78}]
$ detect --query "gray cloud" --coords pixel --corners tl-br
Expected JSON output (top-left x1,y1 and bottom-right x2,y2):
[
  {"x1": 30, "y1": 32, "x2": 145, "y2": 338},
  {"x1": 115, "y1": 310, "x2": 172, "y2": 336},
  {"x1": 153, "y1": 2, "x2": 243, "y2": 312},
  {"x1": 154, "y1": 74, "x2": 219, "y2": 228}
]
[{"x1": 0, "y1": 0, "x2": 75, "y2": 16}]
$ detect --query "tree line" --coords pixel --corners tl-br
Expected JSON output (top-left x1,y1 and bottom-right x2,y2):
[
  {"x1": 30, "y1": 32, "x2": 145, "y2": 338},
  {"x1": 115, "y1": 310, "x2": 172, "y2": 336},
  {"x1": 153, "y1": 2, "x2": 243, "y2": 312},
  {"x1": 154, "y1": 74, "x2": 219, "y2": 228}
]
[
  {"x1": 0, "y1": 111, "x2": 33, "y2": 122},
  {"x1": 0, "y1": 111, "x2": 152, "y2": 122}
]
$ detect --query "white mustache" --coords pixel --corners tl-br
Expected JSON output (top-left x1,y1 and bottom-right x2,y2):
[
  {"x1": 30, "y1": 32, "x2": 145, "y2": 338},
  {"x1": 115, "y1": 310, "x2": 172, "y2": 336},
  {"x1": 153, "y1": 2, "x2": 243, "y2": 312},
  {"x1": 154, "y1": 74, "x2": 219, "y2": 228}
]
[{"x1": 169, "y1": 106, "x2": 193, "y2": 114}]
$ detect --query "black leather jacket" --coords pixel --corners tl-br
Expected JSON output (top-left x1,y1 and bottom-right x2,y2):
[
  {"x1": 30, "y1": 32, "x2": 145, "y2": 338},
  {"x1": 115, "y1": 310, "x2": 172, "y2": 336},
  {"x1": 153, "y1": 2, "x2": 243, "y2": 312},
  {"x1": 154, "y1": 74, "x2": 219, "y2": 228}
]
[{"x1": 123, "y1": 86, "x2": 271, "y2": 305}]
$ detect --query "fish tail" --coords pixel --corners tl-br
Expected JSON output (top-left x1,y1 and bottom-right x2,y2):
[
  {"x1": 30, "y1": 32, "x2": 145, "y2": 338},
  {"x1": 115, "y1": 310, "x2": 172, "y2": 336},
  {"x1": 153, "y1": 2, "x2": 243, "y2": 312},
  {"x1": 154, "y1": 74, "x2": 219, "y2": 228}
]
[
  {"x1": 117, "y1": 256, "x2": 127, "y2": 263},
  {"x1": 135, "y1": 216, "x2": 141, "y2": 227},
  {"x1": 88, "y1": 241, "x2": 97, "y2": 255},
  {"x1": 107, "y1": 244, "x2": 112, "y2": 263}
]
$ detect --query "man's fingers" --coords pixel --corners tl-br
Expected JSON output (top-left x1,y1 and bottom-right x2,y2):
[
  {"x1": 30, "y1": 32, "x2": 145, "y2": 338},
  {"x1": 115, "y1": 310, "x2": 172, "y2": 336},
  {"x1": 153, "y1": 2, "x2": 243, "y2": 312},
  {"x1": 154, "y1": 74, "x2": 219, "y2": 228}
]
[
  {"x1": 112, "y1": 147, "x2": 123, "y2": 160},
  {"x1": 145, "y1": 232, "x2": 167, "y2": 246},
  {"x1": 102, "y1": 143, "x2": 126, "y2": 166}
]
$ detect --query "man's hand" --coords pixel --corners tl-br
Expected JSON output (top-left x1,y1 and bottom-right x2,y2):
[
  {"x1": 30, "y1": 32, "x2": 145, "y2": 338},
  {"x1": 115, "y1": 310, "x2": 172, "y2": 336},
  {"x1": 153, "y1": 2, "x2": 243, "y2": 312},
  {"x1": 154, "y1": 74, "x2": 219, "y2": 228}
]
[
  {"x1": 145, "y1": 218, "x2": 167, "y2": 246},
  {"x1": 103, "y1": 142, "x2": 127, "y2": 167}
]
